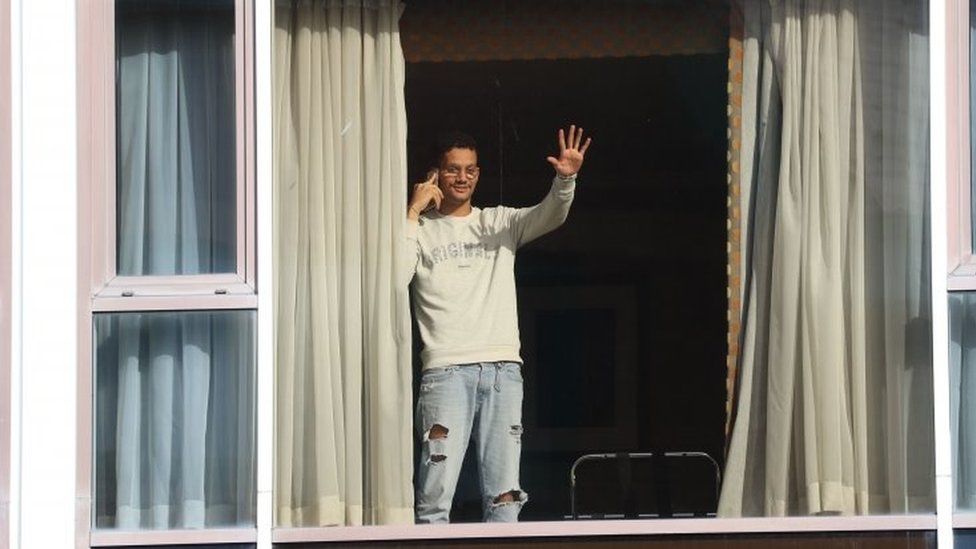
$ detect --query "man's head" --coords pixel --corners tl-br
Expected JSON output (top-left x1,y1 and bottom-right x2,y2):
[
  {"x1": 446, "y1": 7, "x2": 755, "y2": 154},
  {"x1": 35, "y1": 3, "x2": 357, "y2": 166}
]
[{"x1": 432, "y1": 131, "x2": 480, "y2": 209}]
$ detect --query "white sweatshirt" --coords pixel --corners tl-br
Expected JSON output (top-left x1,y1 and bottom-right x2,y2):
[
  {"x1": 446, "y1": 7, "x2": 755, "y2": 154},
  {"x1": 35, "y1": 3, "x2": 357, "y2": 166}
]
[{"x1": 405, "y1": 175, "x2": 576, "y2": 370}]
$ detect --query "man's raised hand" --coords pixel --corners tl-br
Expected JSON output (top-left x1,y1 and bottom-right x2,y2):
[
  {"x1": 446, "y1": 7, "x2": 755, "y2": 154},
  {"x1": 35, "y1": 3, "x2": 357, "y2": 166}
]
[
  {"x1": 546, "y1": 125, "x2": 592, "y2": 177},
  {"x1": 408, "y1": 170, "x2": 443, "y2": 221}
]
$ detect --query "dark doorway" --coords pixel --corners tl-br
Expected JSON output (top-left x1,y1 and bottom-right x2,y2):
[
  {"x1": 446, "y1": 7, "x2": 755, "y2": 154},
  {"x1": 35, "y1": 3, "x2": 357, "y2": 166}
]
[{"x1": 405, "y1": 2, "x2": 729, "y2": 522}]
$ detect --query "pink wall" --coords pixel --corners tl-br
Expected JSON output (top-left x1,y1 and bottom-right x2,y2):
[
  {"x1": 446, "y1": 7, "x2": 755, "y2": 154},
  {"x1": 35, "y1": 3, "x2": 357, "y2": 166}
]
[{"x1": 0, "y1": 0, "x2": 12, "y2": 546}]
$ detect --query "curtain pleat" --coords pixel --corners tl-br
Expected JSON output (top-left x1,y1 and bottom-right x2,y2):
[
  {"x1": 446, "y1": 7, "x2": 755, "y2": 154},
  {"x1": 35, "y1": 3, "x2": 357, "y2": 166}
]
[
  {"x1": 274, "y1": 0, "x2": 414, "y2": 527},
  {"x1": 721, "y1": 0, "x2": 933, "y2": 516}
]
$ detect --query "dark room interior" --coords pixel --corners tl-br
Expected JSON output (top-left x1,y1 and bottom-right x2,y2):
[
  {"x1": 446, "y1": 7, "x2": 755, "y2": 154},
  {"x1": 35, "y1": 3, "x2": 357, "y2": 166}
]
[{"x1": 403, "y1": 0, "x2": 730, "y2": 522}]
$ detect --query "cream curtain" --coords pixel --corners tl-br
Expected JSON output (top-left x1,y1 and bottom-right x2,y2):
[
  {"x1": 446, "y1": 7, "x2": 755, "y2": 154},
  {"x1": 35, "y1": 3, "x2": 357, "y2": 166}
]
[
  {"x1": 273, "y1": 0, "x2": 414, "y2": 527},
  {"x1": 721, "y1": 0, "x2": 932, "y2": 516}
]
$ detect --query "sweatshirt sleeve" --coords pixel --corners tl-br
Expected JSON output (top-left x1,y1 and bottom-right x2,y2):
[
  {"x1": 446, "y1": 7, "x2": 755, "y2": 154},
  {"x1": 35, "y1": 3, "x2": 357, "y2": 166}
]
[
  {"x1": 508, "y1": 174, "x2": 576, "y2": 248},
  {"x1": 400, "y1": 218, "x2": 421, "y2": 288}
]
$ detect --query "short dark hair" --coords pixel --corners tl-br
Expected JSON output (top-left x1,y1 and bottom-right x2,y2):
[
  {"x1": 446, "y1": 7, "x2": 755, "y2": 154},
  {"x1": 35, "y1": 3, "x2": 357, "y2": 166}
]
[{"x1": 431, "y1": 131, "x2": 478, "y2": 167}]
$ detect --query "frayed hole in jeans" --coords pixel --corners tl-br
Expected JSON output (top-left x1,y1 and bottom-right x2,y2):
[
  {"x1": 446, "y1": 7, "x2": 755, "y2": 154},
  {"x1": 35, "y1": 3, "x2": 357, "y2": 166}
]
[
  {"x1": 492, "y1": 490, "x2": 526, "y2": 506},
  {"x1": 425, "y1": 424, "x2": 448, "y2": 440},
  {"x1": 424, "y1": 424, "x2": 449, "y2": 465}
]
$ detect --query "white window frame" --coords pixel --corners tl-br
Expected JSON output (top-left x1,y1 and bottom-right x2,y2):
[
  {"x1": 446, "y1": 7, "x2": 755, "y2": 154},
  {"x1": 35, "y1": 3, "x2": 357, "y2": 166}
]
[
  {"x1": 948, "y1": 0, "x2": 976, "y2": 292},
  {"x1": 88, "y1": 0, "x2": 257, "y2": 306},
  {"x1": 943, "y1": 0, "x2": 976, "y2": 540},
  {"x1": 0, "y1": 0, "x2": 11, "y2": 545},
  {"x1": 76, "y1": 0, "x2": 261, "y2": 546}
]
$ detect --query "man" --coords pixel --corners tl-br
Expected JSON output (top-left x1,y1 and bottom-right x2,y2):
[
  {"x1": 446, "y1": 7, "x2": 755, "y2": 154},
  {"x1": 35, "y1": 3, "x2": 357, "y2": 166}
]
[{"x1": 405, "y1": 125, "x2": 591, "y2": 523}]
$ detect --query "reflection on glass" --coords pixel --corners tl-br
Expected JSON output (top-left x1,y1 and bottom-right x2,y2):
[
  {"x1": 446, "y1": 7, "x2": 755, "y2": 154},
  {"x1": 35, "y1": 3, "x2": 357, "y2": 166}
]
[
  {"x1": 94, "y1": 310, "x2": 255, "y2": 529},
  {"x1": 956, "y1": 529, "x2": 976, "y2": 546},
  {"x1": 116, "y1": 0, "x2": 237, "y2": 275}
]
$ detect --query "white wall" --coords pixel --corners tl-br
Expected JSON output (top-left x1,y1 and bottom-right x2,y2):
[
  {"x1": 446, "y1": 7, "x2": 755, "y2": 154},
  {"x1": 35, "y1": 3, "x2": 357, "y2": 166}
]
[{"x1": 11, "y1": 0, "x2": 78, "y2": 547}]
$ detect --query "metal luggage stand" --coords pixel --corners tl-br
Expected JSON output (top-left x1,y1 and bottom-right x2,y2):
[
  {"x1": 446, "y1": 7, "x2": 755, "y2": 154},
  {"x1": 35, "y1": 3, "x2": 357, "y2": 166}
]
[{"x1": 569, "y1": 451, "x2": 721, "y2": 520}]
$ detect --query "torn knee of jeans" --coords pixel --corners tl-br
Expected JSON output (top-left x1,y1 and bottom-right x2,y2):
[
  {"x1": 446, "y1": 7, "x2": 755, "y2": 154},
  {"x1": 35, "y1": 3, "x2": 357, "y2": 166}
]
[
  {"x1": 425, "y1": 442, "x2": 448, "y2": 465},
  {"x1": 509, "y1": 424, "x2": 522, "y2": 443},
  {"x1": 424, "y1": 423, "x2": 449, "y2": 441},
  {"x1": 491, "y1": 489, "x2": 528, "y2": 507},
  {"x1": 423, "y1": 424, "x2": 449, "y2": 465}
]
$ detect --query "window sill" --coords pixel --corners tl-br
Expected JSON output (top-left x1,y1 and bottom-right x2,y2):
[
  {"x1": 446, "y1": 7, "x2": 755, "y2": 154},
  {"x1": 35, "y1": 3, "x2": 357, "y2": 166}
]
[{"x1": 272, "y1": 515, "x2": 937, "y2": 544}]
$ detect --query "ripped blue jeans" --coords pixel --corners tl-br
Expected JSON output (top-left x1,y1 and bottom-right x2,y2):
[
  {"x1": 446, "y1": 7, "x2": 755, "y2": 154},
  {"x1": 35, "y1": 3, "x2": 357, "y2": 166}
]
[{"x1": 415, "y1": 361, "x2": 528, "y2": 523}]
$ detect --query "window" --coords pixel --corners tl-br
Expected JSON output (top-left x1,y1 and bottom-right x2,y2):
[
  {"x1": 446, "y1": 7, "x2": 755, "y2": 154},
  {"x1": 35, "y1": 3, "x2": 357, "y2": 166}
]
[
  {"x1": 403, "y1": 5, "x2": 728, "y2": 520},
  {"x1": 69, "y1": 0, "x2": 959, "y2": 547},
  {"x1": 93, "y1": 310, "x2": 256, "y2": 530},
  {"x1": 271, "y1": 0, "x2": 936, "y2": 543},
  {"x1": 78, "y1": 0, "x2": 258, "y2": 545},
  {"x1": 948, "y1": 0, "x2": 976, "y2": 533}
]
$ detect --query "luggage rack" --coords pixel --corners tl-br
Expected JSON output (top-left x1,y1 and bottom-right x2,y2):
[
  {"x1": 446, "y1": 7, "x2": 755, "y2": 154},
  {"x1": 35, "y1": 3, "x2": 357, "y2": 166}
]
[{"x1": 569, "y1": 451, "x2": 721, "y2": 520}]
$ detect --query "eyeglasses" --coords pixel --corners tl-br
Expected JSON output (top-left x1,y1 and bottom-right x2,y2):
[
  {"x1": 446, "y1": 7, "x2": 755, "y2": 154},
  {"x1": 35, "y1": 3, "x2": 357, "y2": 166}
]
[{"x1": 440, "y1": 166, "x2": 480, "y2": 179}]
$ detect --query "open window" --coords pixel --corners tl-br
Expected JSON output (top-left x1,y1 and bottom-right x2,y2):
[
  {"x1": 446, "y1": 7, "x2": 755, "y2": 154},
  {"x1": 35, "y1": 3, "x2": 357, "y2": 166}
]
[
  {"x1": 271, "y1": 0, "x2": 936, "y2": 535},
  {"x1": 402, "y1": 1, "x2": 729, "y2": 520}
]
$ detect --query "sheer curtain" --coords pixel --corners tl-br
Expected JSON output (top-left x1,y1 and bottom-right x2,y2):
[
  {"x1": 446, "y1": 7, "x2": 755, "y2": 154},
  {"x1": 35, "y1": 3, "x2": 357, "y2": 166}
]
[
  {"x1": 273, "y1": 0, "x2": 414, "y2": 526},
  {"x1": 720, "y1": 0, "x2": 932, "y2": 516},
  {"x1": 94, "y1": 1, "x2": 255, "y2": 530},
  {"x1": 95, "y1": 312, "x2": 255, "y2": 529},
  {"x1": 116, "y1": 0, "x2": 237, "y2": 276},
  {"x1": 951, "y1": 294, "x2": 976, "y2": 509}
]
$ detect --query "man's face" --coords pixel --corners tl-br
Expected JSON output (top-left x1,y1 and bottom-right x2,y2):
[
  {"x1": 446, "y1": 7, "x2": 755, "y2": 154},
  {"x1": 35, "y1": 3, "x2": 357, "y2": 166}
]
[{"x1": 437, "y1": 147, "x2": 480, "y2": 207}]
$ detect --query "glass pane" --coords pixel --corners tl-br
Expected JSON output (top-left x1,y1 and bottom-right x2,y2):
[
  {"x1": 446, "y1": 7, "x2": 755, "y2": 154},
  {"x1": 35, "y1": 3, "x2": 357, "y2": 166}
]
[
  {"x1": 959, "y1": 529, "x2": 976, "y2": 548},
  {"x1": 952, "y1": 294, "x2": 976, "y2": 511},
  {"x1": 94, "y1": 310, "x2": 255, "y2": 530},
  {"x1": 116, "y1": 0, "x2": 237, "y2": 276}
]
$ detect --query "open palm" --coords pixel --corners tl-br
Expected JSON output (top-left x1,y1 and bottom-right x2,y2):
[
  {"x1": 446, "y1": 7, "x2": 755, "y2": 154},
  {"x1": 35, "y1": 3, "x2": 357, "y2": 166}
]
[{"x1": 547, "y1": 125, "x2": 592, "y2": 177}]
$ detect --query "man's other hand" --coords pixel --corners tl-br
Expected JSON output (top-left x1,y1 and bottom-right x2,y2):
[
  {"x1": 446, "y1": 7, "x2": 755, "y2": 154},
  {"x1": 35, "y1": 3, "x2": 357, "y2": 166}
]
[{"x1": 546, "y1": 124, "x2": 592, "y2": 177}]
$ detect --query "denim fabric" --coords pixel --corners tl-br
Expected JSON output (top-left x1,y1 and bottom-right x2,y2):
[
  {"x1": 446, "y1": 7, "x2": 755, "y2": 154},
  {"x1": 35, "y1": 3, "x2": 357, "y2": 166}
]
[{"x1": 415, "y1": 362, "x2": 528, "y2": 523}]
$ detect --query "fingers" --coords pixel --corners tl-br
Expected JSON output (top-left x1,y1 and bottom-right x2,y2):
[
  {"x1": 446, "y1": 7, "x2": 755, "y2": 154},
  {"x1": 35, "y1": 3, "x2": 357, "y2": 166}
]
[
  {"x1": 558, "y1": 125, "x2": 587, "y2": 150},
  {"x1": 546, "y1": 156, "x2": 559, "y2": 168},
  {"x1": 412, "y1": 176, "x2": 443, "y2": 212},
  {"x1": 431, "y1": 185, "x2": 443, "y2": 209},
  {"x1": 580, "y1": 137, "x2": 592, "y2": 155}
]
